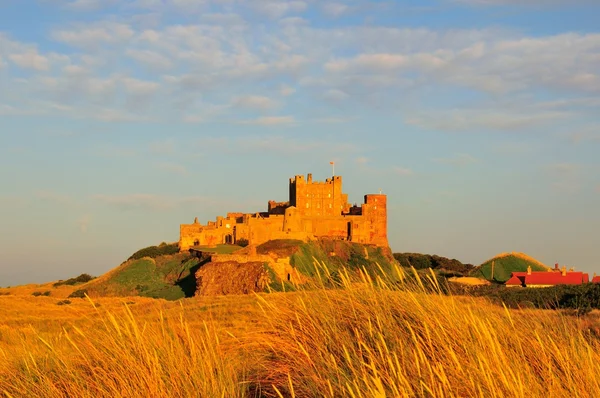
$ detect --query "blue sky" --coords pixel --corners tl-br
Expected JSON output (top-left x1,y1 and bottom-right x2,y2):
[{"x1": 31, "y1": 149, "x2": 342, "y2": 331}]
[{"x1": 0, "y1": 0, "x2": 599, "y2": 285}]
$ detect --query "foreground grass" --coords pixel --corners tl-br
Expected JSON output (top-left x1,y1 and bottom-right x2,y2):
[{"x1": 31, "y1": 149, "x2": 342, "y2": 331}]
[{"x1": 2, "y1": 266, "x2": 600, "y2": 397}]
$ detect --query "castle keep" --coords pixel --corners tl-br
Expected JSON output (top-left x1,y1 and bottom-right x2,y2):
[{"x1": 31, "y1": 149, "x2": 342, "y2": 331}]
[{"x1": 179, "y1": 173, "x2": 388, "y2": 251}]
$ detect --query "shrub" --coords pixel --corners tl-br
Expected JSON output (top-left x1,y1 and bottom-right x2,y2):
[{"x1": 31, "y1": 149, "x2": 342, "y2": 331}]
[
  {"x1": 68, "y1": 289, "x2": 88, "y2": 299},
  {"x1": 32, "y1": 291, "x2": 51, "y2": 297},
  {"x1": 128, "y1": 243, "x2": 179, "y2": 261},
  {"x1": 54, "y1": 274, "x2": 96, "y2": 287},
  {"x1": 394, "y1": 252, "x2": 474, "y2": 273},
  {"x1": 56, "y1": 300, "x2": 71, "y2": 306},
  {"x1": 236, "y1": 238, "x2": 249, "y2": 247}
]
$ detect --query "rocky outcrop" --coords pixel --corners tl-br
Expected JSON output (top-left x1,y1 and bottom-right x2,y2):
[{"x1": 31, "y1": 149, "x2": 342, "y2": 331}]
[{"x1": 195, "y1": 261, "x2": 270, "y2": 296}]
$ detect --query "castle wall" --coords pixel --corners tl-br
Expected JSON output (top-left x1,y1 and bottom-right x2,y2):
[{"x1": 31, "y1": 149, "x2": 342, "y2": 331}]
[{"x1": 180, "y1": 173, "x2": 388, "y2": 251}]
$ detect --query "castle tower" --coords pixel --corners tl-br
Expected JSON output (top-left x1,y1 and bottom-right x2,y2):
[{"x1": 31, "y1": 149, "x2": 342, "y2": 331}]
[
  {"x1": 289, "y1": 173, "x2": 348, "y2": 217},
  {"x1": 362, "y1": 194, "x2": 388, "y2": 246}
]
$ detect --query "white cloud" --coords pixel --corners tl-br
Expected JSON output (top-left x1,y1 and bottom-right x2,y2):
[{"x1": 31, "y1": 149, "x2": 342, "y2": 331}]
[
  {"x1": 250, "y1": 0, "x2": 307, "y2": 19},
  {"x1": 148, "y1": 139, "x2": 176, "y2": 155},
  {"x1": 122, "y1": 77, "x2": 159, "y2": 96},
  {"x1": 9, "y1": 51, "x2": 50, "y2": 71},
  {"x1": 77, "y1": 214, "x2": 91, "y2": 233},
  {"x1": 322, "y1": 2, "x2": 351, "y2": 17},
  {"x1": 407, "y1": 108, "x2": 571, "y2": 132},
  {"x1": 239, "y1": 116, "x2": 296, "y2": 126},
  {"x1": 231, "y1": 95, "x2": 278, "y2": 111},
  {"x1": 323, "y1": 88, "x2": 349, "y2": 101},
  {"x1": 91, "y1": 193, "x2": 214, "y2": 211},
  {"x1": 156, "y1": 162, "x2": 187, "y2": 175},
  {"x1": 393, "y1": 167, "x2": 413, "y2": 176},
  {"x1": 279, "y1": 84, "x2": 296, "y2": 96},
  {"x1": 52, "y1": 22, "x2": 134, "y2": 47},
  {"x1": 434, "y1": 153, "x2": 479, "y2": 166},
  {"x1": 35, "y1": 190, "x2": 74, "y2": 206},
  {"x1": 65, "y1": 0, "x2": 118, "y2": 11},
  {"x1": 126, "y1": 49, "x2": 173, "y2": 70}
]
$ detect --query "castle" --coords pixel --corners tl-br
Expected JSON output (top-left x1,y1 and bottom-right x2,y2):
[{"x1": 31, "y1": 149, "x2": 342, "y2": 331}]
[{"x1": 179, "y1": 173, "x2": 388, "y2": 251}]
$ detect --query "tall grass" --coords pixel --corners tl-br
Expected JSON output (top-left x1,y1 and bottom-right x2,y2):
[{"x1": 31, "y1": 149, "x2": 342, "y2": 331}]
[{"x1": 2, "y1": 262, "x2": 600, "y2": 397}]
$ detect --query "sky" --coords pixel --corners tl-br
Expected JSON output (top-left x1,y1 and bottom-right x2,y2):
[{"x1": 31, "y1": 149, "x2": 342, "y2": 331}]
[{"x1": 0, "y1": 0, "x2": 599, "y2": 286}]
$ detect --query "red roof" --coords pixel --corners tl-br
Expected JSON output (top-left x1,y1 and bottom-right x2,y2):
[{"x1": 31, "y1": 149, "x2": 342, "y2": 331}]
[
  {"x1": 505, "y1": 271, "x2": 590, "y2": 287},
  {"x1": 505, "y1": 275, "x2": 524, "y2": 286},
  {"x1": 592, "y1": 276, "x2": 600, "y2": 284},
  {"x1": 524, "y1": 272, "x2": 588, "y2": 286}
]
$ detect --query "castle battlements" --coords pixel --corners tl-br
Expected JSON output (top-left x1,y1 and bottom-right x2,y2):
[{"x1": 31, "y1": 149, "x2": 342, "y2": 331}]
[{"x1": 179, "y1": 173, "x2": 388, "y2": 251}]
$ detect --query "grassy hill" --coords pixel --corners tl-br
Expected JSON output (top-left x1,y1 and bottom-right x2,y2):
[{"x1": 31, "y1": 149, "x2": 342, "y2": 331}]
[
  {"x1": 470, "y1": 252, "x2": 550, "y2": 282},
  {"x1": 10, "y1": 239, "x2": 398, "y2": 300}
]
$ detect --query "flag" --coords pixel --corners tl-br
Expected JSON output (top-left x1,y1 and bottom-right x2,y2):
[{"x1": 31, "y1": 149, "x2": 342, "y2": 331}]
[{"x1": 330, "y1": 161, "x2": 334, "y2": 165}]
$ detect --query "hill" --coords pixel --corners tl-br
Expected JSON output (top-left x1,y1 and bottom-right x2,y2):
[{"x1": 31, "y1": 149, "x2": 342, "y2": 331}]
[
  {"x1": 8, "y1": 239, "x2": 395, "y2": 300},
  {"x1": 470, "y1": 252, "x2": 550, "y2": 282}
]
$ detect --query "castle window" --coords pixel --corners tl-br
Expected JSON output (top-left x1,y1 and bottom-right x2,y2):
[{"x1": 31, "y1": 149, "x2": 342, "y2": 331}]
[
  {"x1": 329, "y1": 204, "x2": 332, "y2": 208},
  {"x1": 328, "y1": 194, "x2": 331, "y2": 198},
  {"x1": 306, "y1": 203, "x2": 309, "y2": 208},
  {"x1": 374, "y1": 206, "x2": 377, "y2": 210}
]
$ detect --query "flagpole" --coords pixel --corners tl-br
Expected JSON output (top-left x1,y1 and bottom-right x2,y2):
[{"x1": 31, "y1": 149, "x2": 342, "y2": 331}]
[{"x1": 331, "y1": 161, "x2": 335, "y2": 177}]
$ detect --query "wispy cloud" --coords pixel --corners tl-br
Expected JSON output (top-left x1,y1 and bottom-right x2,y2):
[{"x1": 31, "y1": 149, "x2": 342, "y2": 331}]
[
  {"x1": 77, "y1": 214, "x2": 92, "y2": 233},
  {"x1": 155, "y1": 162, "x2": 188, "y2": 175},
  {"x1": 35, "y1": 190, "x2": 75, "y2": 206},
  {"x1": 231, "y1": 95, "x2": 279, "y2": 111},
  {"x1": 434, "y1": 153, "x2": 479, "y2": 166},
  {"x1": 92, "y1": 193, "x2": 210, "y2": 211},
  {"x1": 238, "y1": 116, "x2": 296, "y2": 126},
  {"x1": 393, "y1": 167, "x2": 414, "y2": 176}
]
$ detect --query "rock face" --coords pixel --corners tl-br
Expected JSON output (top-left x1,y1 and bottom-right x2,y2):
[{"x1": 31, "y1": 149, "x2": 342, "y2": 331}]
[{"x1": 195, "y1": 261, "x2": 270, "y2": 296}]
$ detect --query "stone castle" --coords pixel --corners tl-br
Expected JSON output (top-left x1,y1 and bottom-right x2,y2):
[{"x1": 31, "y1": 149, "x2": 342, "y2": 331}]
[{"x1": 179, "y1": 173, "x2": 388, "y2": 251}]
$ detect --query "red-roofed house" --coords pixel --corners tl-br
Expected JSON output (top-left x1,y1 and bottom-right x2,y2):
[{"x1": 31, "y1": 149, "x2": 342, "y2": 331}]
[
  {"x1": 506, "y1": 266, "x2": 590, "y2": 288},
  {"x1": 592, "y1": 275, "x2": 600, "y2": 284}
]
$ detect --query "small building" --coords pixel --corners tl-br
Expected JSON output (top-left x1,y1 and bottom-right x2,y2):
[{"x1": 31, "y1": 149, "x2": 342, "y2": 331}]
[{"x1": 505, "y1": 265, "x2": 589, "y2": 288}]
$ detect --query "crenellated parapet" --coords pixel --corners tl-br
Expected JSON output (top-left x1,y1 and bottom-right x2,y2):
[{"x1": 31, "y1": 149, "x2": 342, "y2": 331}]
[{"x1": 179, "y1": 173, "x2": 388, "y2": 251}]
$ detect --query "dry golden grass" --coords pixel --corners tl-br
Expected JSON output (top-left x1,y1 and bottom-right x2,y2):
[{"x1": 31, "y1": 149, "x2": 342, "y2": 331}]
[{"x1": 2, "y1": 264, "x2": 600, "y2": 397}]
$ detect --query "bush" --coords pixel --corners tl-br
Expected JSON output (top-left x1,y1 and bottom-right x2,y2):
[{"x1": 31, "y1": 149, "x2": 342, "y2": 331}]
[
  {"x1": 459, "y1": 283, "x2": 600, "y2": 312},
  {"x1": 56, "y1": 300, "x2": 71, "y2": 306},
  {"x1": 128, "y1": 243, "x2": 179, "y2": 261},
  {"x1": 394, "y1": 253, "x2": 474, "y2": 273},
  {"x1": 68, "y1": 289, "x2": 88, "y2": 299},
  {"x1": 54, "y1": 274, "x2": 96, "y2": 287},
  {"x1": 236, "y1": 238, "x2": 249, "y2": 247},
  {"x1": 32, "y1": 291, "x2": 51, "y2": 297}
]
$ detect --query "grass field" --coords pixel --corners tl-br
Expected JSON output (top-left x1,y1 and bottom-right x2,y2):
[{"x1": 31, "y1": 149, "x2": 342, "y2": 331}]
[{"x1": 3, "y1": 264, "x2": 600, "y2": 397}]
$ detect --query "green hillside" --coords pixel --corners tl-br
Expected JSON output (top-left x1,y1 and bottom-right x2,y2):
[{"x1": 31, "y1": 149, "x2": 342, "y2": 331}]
[
  {"x1": 291, "y1": 240, "x2": 396, "y2": 278},
  {"x1": 470, "y1": 252, "x2": 549, "y2": 282},
  {"x1": 77, "y1": 239, "x2": 399, "y2": 300}
]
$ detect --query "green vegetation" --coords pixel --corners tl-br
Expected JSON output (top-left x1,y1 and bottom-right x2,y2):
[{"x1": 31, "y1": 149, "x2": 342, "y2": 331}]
[
  {"x1": 53, "y1": 273, "x2": 96, "y2": 287},
  {"x1": 31, "y1": 291, "x2": 51, "y2": 297},
  {"x1": 393, "y1": 252, "x2": 473, "y2": 275},
  {"x1": 450, "y1": 283, "x2": 600, "y2": 314},
  {"x1": 128, "y1": 242, "x2": 179, "y2": 261},
  {"x1": 193, "y1": 244, "x2": 243, "y2": 254},
  {"x1": 290, "y1": 239, "x2": 397, "y2": 283},
  {"x1": 92, "y1": 252, "x2": 205, "y2": 300},
  {"x1": 68, "y1": 289, "x2": 88, "y2": 299},
  {"x1": 470, "y1": 253, "x2": 548, "y2": 282},
  {"x1": 236, "y1": 238, "x2": 249, "y2": 247}
]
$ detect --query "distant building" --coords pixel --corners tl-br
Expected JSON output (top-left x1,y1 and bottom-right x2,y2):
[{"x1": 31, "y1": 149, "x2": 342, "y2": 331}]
[
  {"x1": 179, "y1": 173, "x2": 388, "y2": 251},
  {"x1": 505, "y1": 263, "x2": 590, "y2": 288}
]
